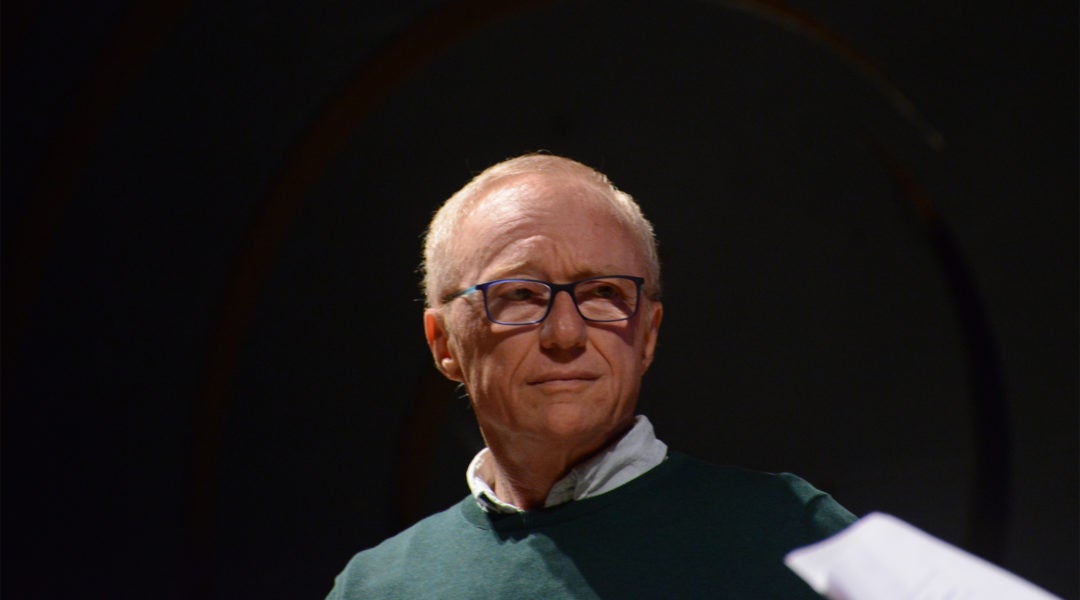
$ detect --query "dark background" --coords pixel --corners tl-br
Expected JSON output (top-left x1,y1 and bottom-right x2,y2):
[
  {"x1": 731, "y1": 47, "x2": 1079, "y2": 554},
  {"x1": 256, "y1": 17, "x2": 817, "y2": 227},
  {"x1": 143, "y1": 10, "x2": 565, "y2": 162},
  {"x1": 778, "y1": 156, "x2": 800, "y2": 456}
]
[{"x1": 3, "y1": 1, "x2": 1076, "y2": 598}]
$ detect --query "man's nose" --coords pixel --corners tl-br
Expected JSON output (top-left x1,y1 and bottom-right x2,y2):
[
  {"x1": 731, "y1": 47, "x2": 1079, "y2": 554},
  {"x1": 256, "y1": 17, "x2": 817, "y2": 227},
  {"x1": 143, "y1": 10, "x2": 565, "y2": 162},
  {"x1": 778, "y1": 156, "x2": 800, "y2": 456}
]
[{"x1": 539, "y1": 290, "x2": 587, "y2": 350}]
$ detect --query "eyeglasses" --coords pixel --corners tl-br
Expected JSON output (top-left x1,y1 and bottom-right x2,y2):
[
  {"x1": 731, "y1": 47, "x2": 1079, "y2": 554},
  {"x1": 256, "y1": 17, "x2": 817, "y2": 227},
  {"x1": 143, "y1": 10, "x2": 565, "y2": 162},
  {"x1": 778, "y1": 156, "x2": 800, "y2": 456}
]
[{"x1": 442, "y1": 275, "x2": 645, "y2": 326}]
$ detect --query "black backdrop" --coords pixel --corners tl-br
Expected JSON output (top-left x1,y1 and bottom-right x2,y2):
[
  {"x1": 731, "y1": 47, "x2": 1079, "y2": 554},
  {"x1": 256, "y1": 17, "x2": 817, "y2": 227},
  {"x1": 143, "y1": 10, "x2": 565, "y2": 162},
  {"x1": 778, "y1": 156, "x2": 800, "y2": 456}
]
[{"x1": 4, "y1": 1, "x2": 1077, "y2": 598}]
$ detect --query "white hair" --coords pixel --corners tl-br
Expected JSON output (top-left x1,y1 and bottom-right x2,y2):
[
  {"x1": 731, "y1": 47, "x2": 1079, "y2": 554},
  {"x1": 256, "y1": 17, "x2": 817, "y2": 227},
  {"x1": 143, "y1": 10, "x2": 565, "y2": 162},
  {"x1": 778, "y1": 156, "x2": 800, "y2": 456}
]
[{"x1": 422, "y1": 154, "x2": 661, "y2": 307}]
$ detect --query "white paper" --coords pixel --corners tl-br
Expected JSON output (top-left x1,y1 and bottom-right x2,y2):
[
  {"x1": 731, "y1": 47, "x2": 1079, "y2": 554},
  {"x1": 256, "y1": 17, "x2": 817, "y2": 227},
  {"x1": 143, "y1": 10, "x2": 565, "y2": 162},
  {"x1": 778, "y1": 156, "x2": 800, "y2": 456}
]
[{"x1": 784, "y1": 512, "x2": 1062, "y2": 600}]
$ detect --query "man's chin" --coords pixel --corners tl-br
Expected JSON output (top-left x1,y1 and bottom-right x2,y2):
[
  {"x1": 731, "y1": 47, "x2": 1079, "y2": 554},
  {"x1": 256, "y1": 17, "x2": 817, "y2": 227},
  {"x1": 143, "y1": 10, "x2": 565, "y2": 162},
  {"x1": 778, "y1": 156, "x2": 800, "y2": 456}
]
[{"x1": 528, "y1": 404, "x2": 629, "y2": 444}]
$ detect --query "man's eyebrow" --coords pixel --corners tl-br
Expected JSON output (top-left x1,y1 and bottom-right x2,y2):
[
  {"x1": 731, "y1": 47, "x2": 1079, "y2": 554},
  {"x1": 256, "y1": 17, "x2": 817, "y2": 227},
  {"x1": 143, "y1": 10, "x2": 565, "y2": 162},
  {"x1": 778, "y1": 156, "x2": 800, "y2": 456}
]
[
  {"x1": 484, "y1": 264, "x2": 628, "y2": 282},
  {"x1": 481, "y1": 262, "x2": 533, "y2": 282}
]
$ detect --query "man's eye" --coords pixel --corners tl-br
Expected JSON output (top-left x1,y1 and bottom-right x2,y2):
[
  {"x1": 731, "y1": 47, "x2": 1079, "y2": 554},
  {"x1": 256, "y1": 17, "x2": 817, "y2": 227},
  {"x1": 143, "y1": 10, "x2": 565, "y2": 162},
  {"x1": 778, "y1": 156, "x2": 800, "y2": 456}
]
[
  {"x1": 504, "y1": 286, "x2": 536, "y2": 301},
  {"x1": 591, "y1": 284, "x2": 619, "y2": 299},
  {"x1": 582, "y1": 283, "x2": 623, "y2": 300}
]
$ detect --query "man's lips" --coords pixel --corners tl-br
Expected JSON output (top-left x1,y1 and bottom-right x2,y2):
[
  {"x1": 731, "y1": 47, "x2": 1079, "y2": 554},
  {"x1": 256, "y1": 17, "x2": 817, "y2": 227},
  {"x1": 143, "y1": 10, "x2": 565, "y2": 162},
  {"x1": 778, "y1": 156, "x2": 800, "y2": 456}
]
[{"x1": 527, "y1": 372, "x2": 600, "y2": 385}]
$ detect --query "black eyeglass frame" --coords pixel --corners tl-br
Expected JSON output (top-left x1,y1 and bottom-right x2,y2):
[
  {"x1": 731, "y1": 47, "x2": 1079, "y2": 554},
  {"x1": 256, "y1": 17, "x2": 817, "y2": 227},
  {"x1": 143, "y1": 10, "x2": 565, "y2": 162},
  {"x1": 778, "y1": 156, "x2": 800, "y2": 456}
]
[{"x1": 442, "y1": 275, "x2": 646, "y2": 326}]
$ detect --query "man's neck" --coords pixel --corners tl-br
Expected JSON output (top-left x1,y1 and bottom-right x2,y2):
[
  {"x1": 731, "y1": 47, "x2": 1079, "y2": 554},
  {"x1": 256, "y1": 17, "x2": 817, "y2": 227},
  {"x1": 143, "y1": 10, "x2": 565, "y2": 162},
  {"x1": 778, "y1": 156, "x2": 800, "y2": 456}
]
[{"x1": 482, "y1": 422, "x2": 635, "y2": 511}]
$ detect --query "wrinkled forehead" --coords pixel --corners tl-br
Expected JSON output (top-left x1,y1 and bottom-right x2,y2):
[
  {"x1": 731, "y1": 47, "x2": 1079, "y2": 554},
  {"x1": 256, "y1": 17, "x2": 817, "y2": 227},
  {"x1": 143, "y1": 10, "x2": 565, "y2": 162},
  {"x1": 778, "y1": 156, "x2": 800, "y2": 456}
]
[
  {"x1": 463, "y1": 173, "x2": 622, "y2": 236},
  {"x1": 465, "y1": 176, "x2": 642, "y2": 282}
]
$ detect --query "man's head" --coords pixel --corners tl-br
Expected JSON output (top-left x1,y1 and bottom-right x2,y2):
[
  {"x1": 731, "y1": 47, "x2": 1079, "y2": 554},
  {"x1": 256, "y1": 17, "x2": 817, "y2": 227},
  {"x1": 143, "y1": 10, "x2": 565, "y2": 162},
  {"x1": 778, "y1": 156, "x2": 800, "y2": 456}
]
[
  {"x1": 421, "y1": 154, "x2": 663, "y2": 457},
  {"x1": 423, "y1": 154, "x2": 661, "y2": 307}
]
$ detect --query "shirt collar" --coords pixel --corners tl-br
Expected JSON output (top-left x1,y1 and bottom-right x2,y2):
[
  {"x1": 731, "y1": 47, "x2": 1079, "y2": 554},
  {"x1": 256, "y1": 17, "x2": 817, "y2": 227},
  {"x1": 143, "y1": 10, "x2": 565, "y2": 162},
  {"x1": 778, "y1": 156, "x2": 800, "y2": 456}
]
[{"x1": 466, "y1": 415, "x2": 668, "y2": 513}]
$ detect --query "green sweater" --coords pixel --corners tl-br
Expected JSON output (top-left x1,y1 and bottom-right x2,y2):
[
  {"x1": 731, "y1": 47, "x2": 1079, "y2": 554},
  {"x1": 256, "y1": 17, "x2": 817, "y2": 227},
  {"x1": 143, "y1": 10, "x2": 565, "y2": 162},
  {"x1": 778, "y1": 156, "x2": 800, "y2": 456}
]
[{"x1": 326, "y1": 453, "x2": 854, "y2": 599}]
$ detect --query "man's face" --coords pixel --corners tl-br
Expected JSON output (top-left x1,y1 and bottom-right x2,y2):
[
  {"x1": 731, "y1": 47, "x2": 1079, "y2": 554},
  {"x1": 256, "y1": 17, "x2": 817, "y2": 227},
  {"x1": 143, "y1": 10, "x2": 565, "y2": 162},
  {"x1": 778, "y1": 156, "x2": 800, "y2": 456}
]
[{"x1": 424, "y1": 174, "x2": 663, "y2": 454}]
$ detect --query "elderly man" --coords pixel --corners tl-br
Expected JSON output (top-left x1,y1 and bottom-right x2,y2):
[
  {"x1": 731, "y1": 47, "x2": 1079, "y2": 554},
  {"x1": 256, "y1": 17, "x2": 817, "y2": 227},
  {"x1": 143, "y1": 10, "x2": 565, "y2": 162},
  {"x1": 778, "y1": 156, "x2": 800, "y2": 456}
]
[{"x1": 326, "y1": 154, "x2": 854, "y2": 598}]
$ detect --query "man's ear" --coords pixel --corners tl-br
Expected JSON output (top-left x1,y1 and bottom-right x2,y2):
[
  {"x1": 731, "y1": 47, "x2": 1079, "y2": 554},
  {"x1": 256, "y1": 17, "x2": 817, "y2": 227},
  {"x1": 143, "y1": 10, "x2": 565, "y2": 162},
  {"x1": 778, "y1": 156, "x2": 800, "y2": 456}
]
[
  {"x1": 424, "y1": 308, "x2": 464, "y2": 382},
  {"x1": 639, "y1": 301, "x2": 663, "y2": 373}
]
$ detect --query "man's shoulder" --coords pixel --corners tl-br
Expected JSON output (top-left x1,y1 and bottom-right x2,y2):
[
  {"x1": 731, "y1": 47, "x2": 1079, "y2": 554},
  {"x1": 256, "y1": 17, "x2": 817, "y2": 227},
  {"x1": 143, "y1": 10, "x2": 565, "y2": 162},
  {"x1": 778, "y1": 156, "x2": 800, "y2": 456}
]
[
  {"x1": 662, "y1": 451, "x2": 809, "y2": 493},
  {"x1": 355, "y1": 496, "x2": 476, "y2": 560},
  {"x1": 326, "y1": 497, "x2": 480, "y2": 599},
  {"x1": 661, "y1": 451, "x2": 856, "y2": 534}
]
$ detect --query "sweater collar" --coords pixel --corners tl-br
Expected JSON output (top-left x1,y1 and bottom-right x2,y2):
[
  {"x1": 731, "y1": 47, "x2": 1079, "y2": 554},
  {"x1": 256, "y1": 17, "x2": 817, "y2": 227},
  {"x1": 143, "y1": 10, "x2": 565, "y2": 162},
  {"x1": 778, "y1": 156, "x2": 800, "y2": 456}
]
[{"x1": 466, "y1": 415, "x2": 668, "y2": 514}]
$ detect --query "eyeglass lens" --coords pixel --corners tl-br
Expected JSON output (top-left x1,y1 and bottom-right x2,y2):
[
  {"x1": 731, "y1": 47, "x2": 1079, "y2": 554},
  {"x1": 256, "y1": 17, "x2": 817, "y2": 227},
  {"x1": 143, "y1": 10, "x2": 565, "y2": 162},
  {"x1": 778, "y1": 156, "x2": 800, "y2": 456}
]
[{"x1": 484, "y1": 277, "x2": 638, "y2": 324}]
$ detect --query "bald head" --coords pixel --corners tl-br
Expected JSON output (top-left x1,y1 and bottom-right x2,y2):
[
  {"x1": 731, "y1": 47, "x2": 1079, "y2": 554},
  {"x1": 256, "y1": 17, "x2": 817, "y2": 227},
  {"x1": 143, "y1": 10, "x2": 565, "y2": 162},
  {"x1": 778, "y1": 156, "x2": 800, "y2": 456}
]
[{"x1": 422, "y1": 154, "x2": 661, "y2": 307}]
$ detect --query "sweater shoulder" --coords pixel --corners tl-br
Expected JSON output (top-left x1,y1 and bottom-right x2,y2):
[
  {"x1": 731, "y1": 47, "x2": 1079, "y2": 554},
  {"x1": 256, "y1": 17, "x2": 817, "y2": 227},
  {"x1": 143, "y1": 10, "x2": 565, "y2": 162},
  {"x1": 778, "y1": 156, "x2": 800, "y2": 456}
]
[
  {"x1": 665, "y1": 452, "x2": 856, "y2": 535},
  {"x1": 355, "y1": 496, "x2": 474, "y2": 557},
  {"x1": 326, "y1": 497, "x2": 476, "y2": 599}
]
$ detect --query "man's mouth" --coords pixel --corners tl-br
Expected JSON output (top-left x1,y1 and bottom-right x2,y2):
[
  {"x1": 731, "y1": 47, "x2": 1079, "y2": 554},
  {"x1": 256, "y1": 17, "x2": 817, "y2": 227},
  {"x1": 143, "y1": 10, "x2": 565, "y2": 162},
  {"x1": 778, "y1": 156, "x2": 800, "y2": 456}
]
[{"x1": 527, "y1": 372, "x2": 600, "y2": 386}]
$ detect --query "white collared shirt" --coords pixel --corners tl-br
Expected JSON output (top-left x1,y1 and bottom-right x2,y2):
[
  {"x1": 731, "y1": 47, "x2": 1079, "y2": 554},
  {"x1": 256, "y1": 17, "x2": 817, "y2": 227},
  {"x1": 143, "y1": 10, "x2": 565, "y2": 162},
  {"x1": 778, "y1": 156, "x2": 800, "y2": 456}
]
[{"x1": 466, "y1": 415, "x2": 668, "y2": 513}]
